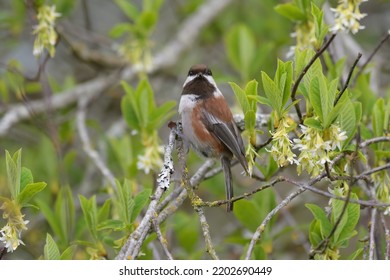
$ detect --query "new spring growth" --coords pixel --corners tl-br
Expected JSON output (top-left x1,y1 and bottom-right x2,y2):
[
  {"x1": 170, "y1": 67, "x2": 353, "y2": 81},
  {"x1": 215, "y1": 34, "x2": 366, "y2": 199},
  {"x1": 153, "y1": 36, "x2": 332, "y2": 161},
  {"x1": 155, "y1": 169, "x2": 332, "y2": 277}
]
[
  {"x1": 32, "y1": 5, "x2": 61, "y2": 57},
  {"x1": 330, "y1": 0, "x2": 368, "y2": 34}
]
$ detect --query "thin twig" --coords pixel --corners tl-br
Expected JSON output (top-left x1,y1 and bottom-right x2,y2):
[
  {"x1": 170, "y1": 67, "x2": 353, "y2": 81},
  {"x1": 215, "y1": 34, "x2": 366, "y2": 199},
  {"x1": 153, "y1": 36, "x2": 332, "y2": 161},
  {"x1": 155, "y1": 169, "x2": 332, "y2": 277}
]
[
  {"x1": 76, "y1": 95, "x2": 117, "y2": 189},
  {"x1": 291, "y1": 34, "x2": 337, "y2": 123},
  {"x1": 369, "y1": 207, "x2": 378, "y2": 260},
  {"x1": 334, "y1": 52, "x2": 362, "y2": 105},
  {"x1": 151, "y1": 215, "x2": 174, "y2": 260},
  {"x1": 379, "y1": 212, "x2": 390, "y2": 260},
  {"x1": 200, "y1": 177, "x2": 284, "y2": 208},
  {"x1": 309, "y1": 185, "x2": 352, "y2": 259},
  {"x1": 245, "y1": 186, "x2": 307, "y2": 260},
  {"x1": 115, "y1": 129, "x2": 177, "y2": 260},
  {"x1": 352, "y1": 30, "x2": 390, "y2": 86},
  {"x1": 194, "y1": 206, "x2": 219, "y2": 260}
]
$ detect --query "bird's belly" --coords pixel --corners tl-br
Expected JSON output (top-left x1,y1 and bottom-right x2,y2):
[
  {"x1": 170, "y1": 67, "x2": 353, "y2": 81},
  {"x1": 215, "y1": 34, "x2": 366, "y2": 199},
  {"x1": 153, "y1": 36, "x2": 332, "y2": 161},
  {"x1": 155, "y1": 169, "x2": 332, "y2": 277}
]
[{"x1": 181, "y1": 109, "x2": 219, "y2": 158}]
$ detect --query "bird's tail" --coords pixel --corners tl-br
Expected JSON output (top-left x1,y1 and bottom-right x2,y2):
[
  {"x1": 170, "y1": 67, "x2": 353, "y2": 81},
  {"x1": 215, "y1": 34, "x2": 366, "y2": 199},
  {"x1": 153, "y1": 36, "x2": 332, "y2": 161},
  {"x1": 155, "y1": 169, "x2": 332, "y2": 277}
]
[{"x1": 221, "y1": 157, "x2": 233, "y2": 212}]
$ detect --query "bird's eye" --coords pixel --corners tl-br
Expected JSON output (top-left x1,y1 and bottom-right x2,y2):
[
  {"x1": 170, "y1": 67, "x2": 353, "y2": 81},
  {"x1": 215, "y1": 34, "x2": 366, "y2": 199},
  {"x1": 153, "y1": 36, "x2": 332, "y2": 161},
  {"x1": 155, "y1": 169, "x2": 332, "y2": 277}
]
[
  {"x1": 188, "y1": 70, "x2": 194, "y2": 76},
  {"x1": 206, "y1": 69, "x2": 212, "y2": 75}
]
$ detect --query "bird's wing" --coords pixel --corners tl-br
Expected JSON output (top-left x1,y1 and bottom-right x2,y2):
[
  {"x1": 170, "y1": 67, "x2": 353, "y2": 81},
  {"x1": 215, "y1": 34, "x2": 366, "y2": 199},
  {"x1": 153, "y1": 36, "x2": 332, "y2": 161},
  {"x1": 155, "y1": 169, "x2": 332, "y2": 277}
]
[{"x1": 201, "y1": 108, "x2": 248, "y2": 173}]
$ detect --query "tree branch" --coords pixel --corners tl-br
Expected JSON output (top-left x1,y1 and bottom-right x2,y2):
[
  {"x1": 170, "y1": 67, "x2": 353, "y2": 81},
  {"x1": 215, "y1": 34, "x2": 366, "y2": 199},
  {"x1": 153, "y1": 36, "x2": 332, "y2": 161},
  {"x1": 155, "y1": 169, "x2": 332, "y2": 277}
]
[{"x1": 291, "y1": 34, "x2": 337, "y2": 123}]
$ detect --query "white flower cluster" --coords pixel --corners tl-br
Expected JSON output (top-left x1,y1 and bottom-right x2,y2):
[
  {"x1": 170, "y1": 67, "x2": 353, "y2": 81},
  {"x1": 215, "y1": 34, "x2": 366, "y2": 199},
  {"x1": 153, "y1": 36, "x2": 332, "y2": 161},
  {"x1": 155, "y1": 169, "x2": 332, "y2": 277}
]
[
  {"x1": 267, "y1": 118, "x2": 296, "y2": 167},
  {"x1": 267, "y1": 122, "x2": 347, "y2": 177},
  {"x1": 0, "y1": 219, "x2": 29, "y2": 253},
  {"x1": 137, "y1": 145, "x2": 164, "y2": 174},
  {"x1": 294, "y1": 124, "x2": 347, "y2": 176},
  {"x1": 330, "y1": 0, "x2": 368, "y2": 34},
  {"x1": 32, "y1": 5, "x2": 61, "y2": 57}
]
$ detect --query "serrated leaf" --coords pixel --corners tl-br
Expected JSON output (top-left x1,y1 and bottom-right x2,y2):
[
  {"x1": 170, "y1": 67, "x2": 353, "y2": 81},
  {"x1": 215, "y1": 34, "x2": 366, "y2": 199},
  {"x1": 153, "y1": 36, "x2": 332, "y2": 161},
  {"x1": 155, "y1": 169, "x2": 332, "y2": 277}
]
[
  {"x1": 131, "y1": 188, "x2": 152, "y2": 223},
  {"x1": 20, "y1": 167, "x2": 33, "y2": 190},
  {"x1": 17, "y1": 182, "x2": 46, "y2": 207},
  {"x1": 44, "y1": 233, "x2": 61, "y2": 260},
  {"x1": 305, "y1": 203, "x2": 331, "y2": 238}
]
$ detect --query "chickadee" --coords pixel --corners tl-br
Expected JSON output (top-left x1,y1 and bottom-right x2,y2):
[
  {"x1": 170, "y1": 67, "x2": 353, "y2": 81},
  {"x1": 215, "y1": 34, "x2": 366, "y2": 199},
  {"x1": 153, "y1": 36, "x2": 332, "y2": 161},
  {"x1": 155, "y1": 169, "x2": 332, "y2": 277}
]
[{"x1": 178, "y1": 64, "x2": 248, "y2": 212}]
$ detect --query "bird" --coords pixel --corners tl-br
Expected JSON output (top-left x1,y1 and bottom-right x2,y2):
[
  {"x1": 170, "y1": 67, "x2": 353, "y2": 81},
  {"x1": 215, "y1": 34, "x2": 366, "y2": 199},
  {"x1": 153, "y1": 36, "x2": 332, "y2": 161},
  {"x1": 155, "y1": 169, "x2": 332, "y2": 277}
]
[{"x1": 178, "y1": 64, "x2": 248, "y2": 212}]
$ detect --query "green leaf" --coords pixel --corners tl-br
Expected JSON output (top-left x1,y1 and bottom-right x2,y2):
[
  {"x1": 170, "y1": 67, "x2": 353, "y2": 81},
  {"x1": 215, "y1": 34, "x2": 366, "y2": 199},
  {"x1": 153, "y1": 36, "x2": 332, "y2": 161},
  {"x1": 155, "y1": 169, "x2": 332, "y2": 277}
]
[
  {"x1": 372, "y1": 98, "x2": 385, "y2": 137},
  {"x1": 98, "y1": 199, "x2": 111, "y2": 222},
  {"x1": 36, "y1": 199, "x2": 65, "y2": 244},
  {"x1": 17, "y1": 182, "x2": 47, "y2": 207},
  {"x1": 261, "y1": 71, "x2": 281, "y2": 114},
  {"x1": 304, "y1": 117, "x2": 323, "y2": 130},
  {"x1": 109, "y1": 23, "x2": 133, "y2": 38},
  {"x1": 121, "y1": 83, "x2": 140, "y2": 131},
  {"x1": 308, "y1": 220, "x2": 322, "y2": 247},
  {"x1": 230, "y1": 82, "x2": 250, "y2": 113},
  {"x1": 131, "y1": 188, "x2": 152, "y2": 222},
  {"x1": 244, "y1": 110, "x2": 256, "y2": 132},
  {"x1": 274, "y1": 3, "x2": 306, "y2": 21},
  {"x1": 275, "y1": 60, "x2": 293, "y2": 108},
  {"x1": 172, "y1": 211, "x2": 199, "y2": 253},
  {"x1": 335, "y1": 194, "x2": 360, "y2": 246},
  {"x1": 225, "y1": 24, "x2": 256, "y2": 81},
  {"x1": 305, "y1": 203, "x2": 331, "y2": 238},
  {"x1": 248, "y1": 95, "x2": 272, "y2": 107},
  {"x1": 148, "y1": 100, "x2": 177, "y2": 130},
  {"x1": 234, "y1": 200, "x2": 262, "y2": 232},
  {"x1": 138, "y1": 11, "x2": 157, "y2": 33},
  {"x1": 115, "y1": 179, "x2": 135, "y2": 224},
  {"x1": 60, "y1": 245, "x2": 77, "y2": 260},
  {"x1": 20, "y1": 167, "x2": 33, "y2": 190},
  {"x1": 79, "y1": 195, "x2": 98, "y2": 240},
  {"x1": 97, "y1": 219, "x2": 126, "y2": 231},
  {"x1": 338, "y1": 98, "x2": 357, "y2": 147},
  {"x1": 347, "y1": 248, "x2": 363, "y2": 260},
  {"x1": 245, "y1": 79, "x2": 259, "y2": 111},
  {"x1": 44, "y1": 233, "x2": 61, "y2": 260},
  {"x1": 5, "y1": 149, "x2": 22, "y2": 199}
]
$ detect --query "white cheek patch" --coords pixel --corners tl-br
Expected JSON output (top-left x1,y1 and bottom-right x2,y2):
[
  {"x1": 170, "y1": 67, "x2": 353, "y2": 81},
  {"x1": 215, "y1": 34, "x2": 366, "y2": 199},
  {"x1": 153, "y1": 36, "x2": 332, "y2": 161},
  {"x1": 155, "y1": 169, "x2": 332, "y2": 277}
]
[
  {"x1": 183, "y1": 75, "x2": 197, "y2": 87},
  {"x1": 205, "y1": 75, "x2": 223, "y2": 97},
  {"x1": 179, "y1": 94, "x2": 197, "y2": 114}
]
